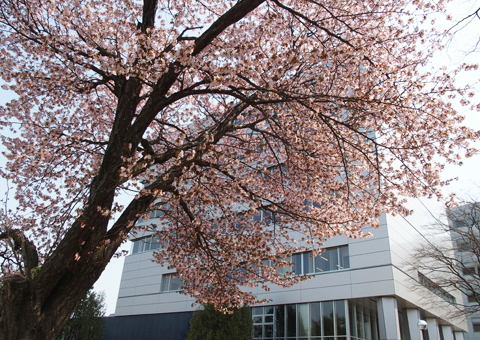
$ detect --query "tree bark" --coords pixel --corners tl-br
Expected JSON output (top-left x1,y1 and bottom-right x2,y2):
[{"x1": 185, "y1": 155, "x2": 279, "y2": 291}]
[{"x1": 0, "y1": 0, "x2": 267, "y2": 338}]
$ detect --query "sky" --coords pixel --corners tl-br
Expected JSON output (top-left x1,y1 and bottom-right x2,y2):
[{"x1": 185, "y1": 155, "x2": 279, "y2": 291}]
[{"x1": 0, "y1": 0, "x2": 480, "y2": 316}]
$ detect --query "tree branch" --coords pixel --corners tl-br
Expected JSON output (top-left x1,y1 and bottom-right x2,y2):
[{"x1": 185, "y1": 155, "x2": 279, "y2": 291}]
[{"x1": 0, "y1": 230, "x2": 38, "y2": 280}]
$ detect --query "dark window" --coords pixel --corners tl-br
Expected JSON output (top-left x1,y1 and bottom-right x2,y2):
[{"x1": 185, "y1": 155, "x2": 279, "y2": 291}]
[
  {"x1": 131, "y1": 236, "x2": 161, "y2": 254},
  {"x1": 453, "y1": 220, "x2": 467, "y2": 228},
  {"x1": 336, "y1": 300, "x2": 347, "y2": 335},
  {"x1": 253, "y1": 300, "x2": 375, "y2": 340},
  {"x1": 456, "y1": 240, "x2": 472, "y2": 252},
  {"x1": 161, "y1": 273, "x2": 182, "y2": 292},
  {"x1": 286, "y1": 304, "x2": 296, "y2": 337},
  {"x1": 310, "y1": 302, "x2": 321, "y2": 336},
  {"x1": 323, "y1": 301, "x2": 334, "y2": 336},
  {"x1": 418, "y1": 272, "x2": 456, "y2": 304},
  {"x1": 275, "y1": 306, "x2": 285, "y2": 338},
  {"x1": 468, "y1": 294, "x2": 480, "y2": 303},
  {"x1": 278, "y1": 246, "x2": 350, "y2": 276},
  {"x1": 463, "y1": 267, "x2": 476, "y2": 276}
]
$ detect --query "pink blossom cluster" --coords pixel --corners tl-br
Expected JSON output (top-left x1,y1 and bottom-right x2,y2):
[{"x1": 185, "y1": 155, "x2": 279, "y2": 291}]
[{"x1": 0, "y1": 0, "x2": 478, "y2": 309}]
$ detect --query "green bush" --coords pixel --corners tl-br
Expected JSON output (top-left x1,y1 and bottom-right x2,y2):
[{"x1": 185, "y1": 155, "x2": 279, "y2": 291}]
[{"x1": 185, "y1": 304, "x2": 253, "y2": 340}]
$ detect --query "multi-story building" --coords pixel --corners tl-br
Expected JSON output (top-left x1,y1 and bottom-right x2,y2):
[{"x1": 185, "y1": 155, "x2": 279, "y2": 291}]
[
  {"x1": 105, "y1": 202, "x2": 468, "y2": 340},
  {"x1": 447, "y1": 203, "x2": 480, "y2": 340}
]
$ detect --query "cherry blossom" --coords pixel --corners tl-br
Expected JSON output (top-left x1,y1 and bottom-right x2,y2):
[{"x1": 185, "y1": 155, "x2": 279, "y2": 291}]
[{"x1": 0, "y1": 0, "x2": 478, "y2": 337}]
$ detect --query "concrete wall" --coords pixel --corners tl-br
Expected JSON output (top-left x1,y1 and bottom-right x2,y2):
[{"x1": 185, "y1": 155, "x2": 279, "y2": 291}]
[{"x1": 114, "y1": 200, "x2": 467, "y2": 333}]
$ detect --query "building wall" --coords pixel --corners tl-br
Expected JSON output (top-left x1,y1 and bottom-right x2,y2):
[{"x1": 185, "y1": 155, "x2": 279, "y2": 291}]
[
  {"x1": 114, "y1": 201, "x2": 468, "y2": 338},
  {"x1": 448, "y1": 204, "x2": 480, "y2": 340},
  {"x1": 384, "y1": 207, "x2": 466, "y2": 328}
]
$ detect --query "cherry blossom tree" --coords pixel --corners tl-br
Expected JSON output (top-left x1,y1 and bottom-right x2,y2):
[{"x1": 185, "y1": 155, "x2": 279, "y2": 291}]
[{"x1": 0, "y1": 0, "x2": 478, "y2": 338}]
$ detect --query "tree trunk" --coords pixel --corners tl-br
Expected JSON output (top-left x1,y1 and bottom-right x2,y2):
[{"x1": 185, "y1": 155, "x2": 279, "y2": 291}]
[
  {"x1": 0, "y1": 1, "x2": 267, "y2": 338},
  {"x1": 0, "y1": 245, "x2": 113, "y2": 340}
]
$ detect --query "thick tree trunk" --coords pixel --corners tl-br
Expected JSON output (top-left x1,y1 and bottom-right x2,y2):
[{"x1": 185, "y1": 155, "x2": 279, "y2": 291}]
[
  {"x1": 0, "y1": 243, "x2": 114, "y2": 339},
  {"x1": 0, "y1": 1, "x2": 266, "y2": 338}
]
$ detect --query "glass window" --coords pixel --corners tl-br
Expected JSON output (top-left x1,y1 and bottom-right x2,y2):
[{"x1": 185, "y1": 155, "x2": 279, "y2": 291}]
[
  {"x1": 463, "y1": 267, "x2": 476, "y2": 276},
  {"x1": 468, "y1": 294, "x2": 479, "y2": 303},
  {"x1": 456, "y1": 240, "x2": 471, "y2": 252},
  {"x1": 335, "y1": 300, "x2": 347, "y2": 335},
  {"x1": 275, "y1": 305, "x2": 285, "y2": 338},
  {"x1": 132, "y1": 240, "x2": 140, "y2": 254},
  {"x1": 316, "y1": 248, "x2": 338, "y2": 273},
  {"x1": 453, "y1": 220, "x2": 467, "y2": 228},
  {"x1": 310, "y1": 302, "x2": 321, "y2": 336},
  {"x1": 293, "y1": 254, "x2": 302, "y2": 275},
  {"x1": 160, "y1": 274, "x2": 170, "y2": 292},
  {"x1": 265, "y1": 324, "x2": 273, "y2": 338},
  {"x1": 271, "y1": 246, "x2": 350, "y2": 277},
  {"x1": 277, "y1": 256, "x2": 293, "y2": 277},
  {"x1": 338, "y1": 246, "x2": 349, "y2": 269},
  {"x1": 356, "y1": 306, "x2": 365, "y2": 339},
  {"x1": 132, "y1": 236, "x2": 162, "y2": 254},
  {"x1": 323, "y1": 301, "x2": 334, "y2": 336},
  {"x1": 363, "y1": 306, "x2": 372, "y2": 340},
  {"x1": 252, "y1": 307, "x2": 263, "y2": 315},
  {"x1": 371, "y1": 313, "x2": 378, "y2": 340},
  {"x1": 472, "y1": 319, "x2": 480, "y2": 332},
  {"x1": 161, "y1": 273, "x2": 182, "y2": 292},
  {"x1": 252, "y1": 300, "x2": 359, "y2": 340},
  {"x1": 151, "y1": 236, "x2": 161, "y2": 250},
  {"x1": 303, "y1": 252, "x2": 314, "y2": 274},
  {"x1": 254, "y1": 325, "x2": 263, "y2": 338},
  {"x1": 298, "y1": 303, "x2": 309, "y2": 337},
  {"x1": 286, "y1": 304, "x2": 297, "y2": 337},
  {"x1": 349, "y1": 301, "x2": 357, "y2": 338},
  {"x1": 170, "y1": 276, "x2": 182, "y2": 291}
]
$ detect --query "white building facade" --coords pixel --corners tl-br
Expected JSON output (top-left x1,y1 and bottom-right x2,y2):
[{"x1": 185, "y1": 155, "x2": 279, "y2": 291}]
[{"x1": 111, "y1": 208, "x2": 467, "y2": 340}]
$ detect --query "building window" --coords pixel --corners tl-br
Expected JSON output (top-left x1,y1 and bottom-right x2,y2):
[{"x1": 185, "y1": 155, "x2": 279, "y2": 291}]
[
  {"x1": 131, "y1": 235, "x2": 161, "y2": 254},
  {"x1": 472, "y1": 319, "x2": 480, "y2": 332},
  {"x1": 418, "y1": 272, "x2": 456, "y2": 304},
  {"x1": 253, "y1": 305, "x2": 274, "y2": 339},
  {"x1": 456, "y1": 240, "x2": 472, "y2": 252},
  {"x1": 467, "y1": 293, "x2": 480, "y2": 304},
  {"x1": 462, "y1": 266, "x2": 477, "y2": 276},
  {"x1": 161, "y1": 273, "x2": 182, "y2": 292},
  {"x1": 259, "y1": 246, "x2": 349, "y2": 278},
  {"x1": 137, "y1": 204, "x2": 167, "y2": 222},
  {"x1": 260, "y1": 246, "x2": 349, "y2": 278},
  {"x1": 292, "y1": 246, "x2": 350, "y2": 275},
  {"x1": 253, "y1": 209, "x2": 281, "y2": 224},
  {"x1": 253, "y1": 300, "x2": 374, "y2": 340},
  {"x1": 452, "y1": 219, "x2": 467, "y2": 228}
]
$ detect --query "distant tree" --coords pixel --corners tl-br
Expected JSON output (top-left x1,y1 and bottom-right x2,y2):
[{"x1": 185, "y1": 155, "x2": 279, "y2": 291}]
[
  {"x1": 411, "y1": 202, "x2": 480, "y2": 316},
  {"x1": 60, "y1": 290, "x2": 106, "y2": 340},
  {"x1": 185, "y1": 304, "x2": 253, "y2": 340}
]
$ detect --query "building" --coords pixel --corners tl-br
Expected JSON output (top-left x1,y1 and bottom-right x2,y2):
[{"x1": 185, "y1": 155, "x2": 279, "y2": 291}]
[
  {"x1": 447, "y1": 203, "x2": 480, "y2": 340},
  {"x1": 108, "y1": 202, "x2": 468, "y2": 340}
]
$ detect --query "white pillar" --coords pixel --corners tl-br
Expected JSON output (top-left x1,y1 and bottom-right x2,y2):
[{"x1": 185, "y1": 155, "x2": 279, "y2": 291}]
[
  {"x1": 426, "y1": 318, "x2": 441, "y2": 340},
  {"x1": 406, "y1": 309, "x2": 423, "y2": 340},
  {"x1": 377, "y1": 297, "x2": 401, "y2": 340},
  {"x1": 441, "y1": 325, "x2": 454, "y2": 340},
  {"x1": 454, "y1": 331, "x2": 465, "y2": 340}
]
